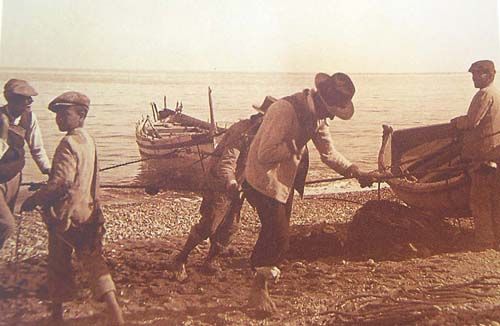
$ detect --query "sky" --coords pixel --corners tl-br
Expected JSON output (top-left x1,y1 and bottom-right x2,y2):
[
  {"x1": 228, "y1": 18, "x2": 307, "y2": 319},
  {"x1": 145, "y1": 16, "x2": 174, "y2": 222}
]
[{"x1": 0, "y1": 0, "x2": 499, "y2": 73}]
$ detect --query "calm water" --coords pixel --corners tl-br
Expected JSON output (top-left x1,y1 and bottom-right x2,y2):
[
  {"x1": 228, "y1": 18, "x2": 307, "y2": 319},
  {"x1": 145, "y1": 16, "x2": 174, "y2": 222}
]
[{"x1": 0, "y1": 68, "x2": 483, "y2": 191}]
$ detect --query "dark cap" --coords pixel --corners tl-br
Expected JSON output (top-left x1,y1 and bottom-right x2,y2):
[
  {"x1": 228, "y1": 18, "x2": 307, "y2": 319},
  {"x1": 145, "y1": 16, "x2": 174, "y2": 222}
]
[
  {"x1": 48, "y1": 91, "x2": 90, "y2": 113},
  {"x1": 468, "y1": 60, "x2": 496, "y2": 74},
  {"x1": 4, "y1": 79, "x2": 38, "y2": 97},
  {"x1": 315, "y1": 72, "x2": 355, "y2": 120}
]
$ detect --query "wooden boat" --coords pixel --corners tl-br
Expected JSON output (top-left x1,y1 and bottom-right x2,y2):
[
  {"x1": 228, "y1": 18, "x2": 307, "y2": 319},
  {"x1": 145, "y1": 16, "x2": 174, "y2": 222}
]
[
  {"x1": 378, "y1": 123, "x2": 471, "y2": 218},
  {"x1": 135, "y1": 89, "x2": 225, "y2": 187}
]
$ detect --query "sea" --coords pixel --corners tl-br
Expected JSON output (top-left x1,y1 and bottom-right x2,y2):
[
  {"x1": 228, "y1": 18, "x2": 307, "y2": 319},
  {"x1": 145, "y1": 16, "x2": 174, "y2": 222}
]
[{"x1": 0, "y1": 68, "x2": 483, "y2": 193}]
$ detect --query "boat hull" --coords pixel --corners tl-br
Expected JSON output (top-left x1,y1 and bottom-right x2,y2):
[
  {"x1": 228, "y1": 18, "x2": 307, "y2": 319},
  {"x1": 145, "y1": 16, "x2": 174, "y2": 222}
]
[
  {"x1": 378, "y1": 123, "x2": 471, "y2": 218},
  {"x1": 135, "y1": 119, "x2": 216, "y2": 188}
]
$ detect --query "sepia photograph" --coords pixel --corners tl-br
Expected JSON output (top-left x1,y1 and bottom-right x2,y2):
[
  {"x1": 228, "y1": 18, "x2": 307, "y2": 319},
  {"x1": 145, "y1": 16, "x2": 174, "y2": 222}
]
[{"x1": 0, "y1": 0, "x2": 500, "y2": 324}]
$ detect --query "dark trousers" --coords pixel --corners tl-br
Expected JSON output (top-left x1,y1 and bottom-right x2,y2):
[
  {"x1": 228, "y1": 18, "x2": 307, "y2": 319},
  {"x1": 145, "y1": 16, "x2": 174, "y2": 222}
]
[{"x1": 243, "y1": 182, "x2": 294, "y2": 268}]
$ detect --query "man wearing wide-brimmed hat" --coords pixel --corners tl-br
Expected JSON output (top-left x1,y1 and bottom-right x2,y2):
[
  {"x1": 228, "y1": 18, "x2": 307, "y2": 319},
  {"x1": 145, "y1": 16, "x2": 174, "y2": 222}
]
[
  {"x1": 243, "y1": 72, "x2": 376, "y2": 312},
  {"x1": 21, "y1": 91, "x2": 124, "y2": 324},
  {"x1": 451, "y1": 60, "x2": 500, "y2": 250}
]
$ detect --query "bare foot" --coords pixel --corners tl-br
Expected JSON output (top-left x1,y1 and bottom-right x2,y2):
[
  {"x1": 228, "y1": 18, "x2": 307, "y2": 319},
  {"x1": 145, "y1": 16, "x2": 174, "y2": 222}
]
[
  {"x1": 167, "y1": 259, "x2": 188, "y2": 282},
  {"x1": 247, "y1": 267, "x2": 281, "y2": 314},
  {"x1": 200, "y1": 258, "x2": 221, "y2": 275}
]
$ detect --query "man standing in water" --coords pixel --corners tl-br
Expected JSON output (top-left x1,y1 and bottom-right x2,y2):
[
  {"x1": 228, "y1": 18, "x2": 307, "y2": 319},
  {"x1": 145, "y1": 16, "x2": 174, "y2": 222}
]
[
  {"x1": 0, "y1": 79, "x2": 50, "y2": 249},
  {"x1": 451, "y1": 60, "x2": 500, "y2": 249},
  {"x1": 22, "y1": 91, "x2": 124, "y2": 325},
  {"x1": 243, "y1": 72, "x2": 376, "y2": 312}
]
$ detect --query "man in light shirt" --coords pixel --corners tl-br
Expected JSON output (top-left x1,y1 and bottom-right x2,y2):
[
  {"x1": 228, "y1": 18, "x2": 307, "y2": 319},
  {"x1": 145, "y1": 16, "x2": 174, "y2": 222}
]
[
  {"x1": 0, "y1": 113, "x2": 25, "y2": 249},
  {"x1": 0, "y1": 79, "x2": 50, "y2": 249},
  {"x1": 451, "y1": 60, "x2": 500, "y2": 249},
  {"x1": 1, "y1": 79, "x2": 51, "y2": 175}
]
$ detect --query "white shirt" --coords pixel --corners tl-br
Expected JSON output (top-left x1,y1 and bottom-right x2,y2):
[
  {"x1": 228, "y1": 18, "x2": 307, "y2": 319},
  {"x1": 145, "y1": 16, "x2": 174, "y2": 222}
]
[
  {"x1": 0, "y1": 139, "x2": 8, "y2": 158},
  {"x1": 5, "y1": 107, "x2": 51, "y2": 173}
]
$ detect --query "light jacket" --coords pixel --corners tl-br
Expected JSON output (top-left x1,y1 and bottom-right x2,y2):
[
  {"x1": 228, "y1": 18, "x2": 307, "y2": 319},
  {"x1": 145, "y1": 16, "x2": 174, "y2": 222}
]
[
  {"x1": 245, "y1": 90, "x2": 352, "y2": 203},
  {"x1": 40, "y1": 127, "x2": 98, "y2": 228},
  {"x1": 455, "y1": 84, "x2": 500, "y2": 162}
]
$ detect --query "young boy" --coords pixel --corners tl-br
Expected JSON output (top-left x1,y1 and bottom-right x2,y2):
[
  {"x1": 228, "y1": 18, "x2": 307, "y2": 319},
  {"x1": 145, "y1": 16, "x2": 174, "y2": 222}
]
[{"x1": 22, "y1": 91, "x2": 124, "y2": 324}]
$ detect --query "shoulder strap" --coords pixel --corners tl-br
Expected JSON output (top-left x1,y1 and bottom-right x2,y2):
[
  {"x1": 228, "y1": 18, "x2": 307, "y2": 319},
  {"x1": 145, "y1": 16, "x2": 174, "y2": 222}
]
[{"x1": 282, "y1": 90, "x2": 317, "y2": 149}]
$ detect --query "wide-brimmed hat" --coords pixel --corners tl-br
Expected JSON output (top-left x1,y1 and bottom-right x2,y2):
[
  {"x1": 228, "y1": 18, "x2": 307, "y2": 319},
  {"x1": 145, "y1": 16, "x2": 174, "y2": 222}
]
[
  {"x1": 315, "y1": 72, "x2": 355, "y2": 120},
  {"x1": 252, "y1": 95, "x2": 277, "y2": 113},
  {"x1": 48, "y1": 91, "x2": 90, "y2": 113},
  {"x1": 4, "y1": 79, "x2": 38, "y2": 97}
]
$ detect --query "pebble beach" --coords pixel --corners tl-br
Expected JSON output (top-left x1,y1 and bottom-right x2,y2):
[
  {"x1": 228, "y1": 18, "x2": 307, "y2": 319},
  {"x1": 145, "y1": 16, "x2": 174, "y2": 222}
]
[{"x1": 2, "y1": 187, "x2": 500, "y2": 325}]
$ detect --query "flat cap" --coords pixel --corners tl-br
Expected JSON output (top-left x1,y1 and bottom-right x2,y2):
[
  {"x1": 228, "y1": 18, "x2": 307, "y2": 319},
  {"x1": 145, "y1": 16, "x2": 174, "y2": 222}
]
[
  {"x1": 48, "y1": 91, "x2": 90, "y2": 112},
  {"x1": 4, "y1": 79, "x2": 38, "y2": 96},
  {"x1": 469, "y1": 60, "x2": 496, "y2": 74}
]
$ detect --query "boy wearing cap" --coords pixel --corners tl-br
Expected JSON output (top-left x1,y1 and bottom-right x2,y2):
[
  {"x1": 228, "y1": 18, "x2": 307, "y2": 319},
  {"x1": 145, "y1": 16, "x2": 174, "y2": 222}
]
[
  {"x1": 1, "y1": 79, "x2": 51, "y2": 175},
  {"x1": 243, "y1": 72, "x2": 376, "y2": 311},
  {"x1": 451, "y1": 60, "x2": 500, "y2": 249},
  {"x1": 21, "y1": 91, "x2": 124, "y2": 324}
]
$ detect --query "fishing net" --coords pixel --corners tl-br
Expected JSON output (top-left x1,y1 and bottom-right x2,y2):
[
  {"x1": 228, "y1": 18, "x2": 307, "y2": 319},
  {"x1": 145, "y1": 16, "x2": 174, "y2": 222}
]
[
  {"x1": 322, "y1": 275, "x2": 500, "y2": 325},
  {"x1": 346, "y1": 200, "x2": 460, "y2": 260}
]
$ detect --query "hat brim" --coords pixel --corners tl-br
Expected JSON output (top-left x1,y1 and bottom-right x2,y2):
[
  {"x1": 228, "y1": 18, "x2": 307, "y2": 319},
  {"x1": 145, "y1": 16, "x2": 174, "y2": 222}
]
[
  {"x1": 252, "y1": 95, "x2": 277, "y2": 114},
  {"x1": 325, "y1": 101, "x2": 354, "y2": 120},
  {"x1": 48, "y1": 102, "x2": 76, "y2": 112},
  {"x1": 315, "y1": 72, "x2": 354, "y2": 120},
  {"x1": 11, "y1": 85, "x2": 38, "y2": 97}
]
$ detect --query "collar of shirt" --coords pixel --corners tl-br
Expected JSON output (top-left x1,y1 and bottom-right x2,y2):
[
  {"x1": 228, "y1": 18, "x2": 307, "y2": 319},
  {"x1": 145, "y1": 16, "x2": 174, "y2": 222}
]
[
  {"x1": 307, "y1": 89, "x2": 329, "y2": 126},
  {"x1": 2, "y1": 106, "x2": 22, "y2": 125}
]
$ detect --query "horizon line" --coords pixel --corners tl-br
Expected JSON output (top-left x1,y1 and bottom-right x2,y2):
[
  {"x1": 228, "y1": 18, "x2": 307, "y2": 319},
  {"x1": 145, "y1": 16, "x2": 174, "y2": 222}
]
[{"x1": 0, "y1": 65, "x2": 467, "y2": 76}]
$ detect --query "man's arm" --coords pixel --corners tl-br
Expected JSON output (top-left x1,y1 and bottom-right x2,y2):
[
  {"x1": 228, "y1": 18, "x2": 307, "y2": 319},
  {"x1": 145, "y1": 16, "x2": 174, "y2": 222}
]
[
  {"x1": 452, "y1": 90, "x2": 492, "y2": 130},
  {"x1": 22, "y1": 140, "x2": 75, "y2": 211},
  {"x1": 24, "y1": 112, "x2": 51, "y2": 174},
  {"x1": 311, "y1": 122, "x2": 352, "y2": 175},
  {"x1": 0, "y1": 113, "x2": 9, "y2": 158}
]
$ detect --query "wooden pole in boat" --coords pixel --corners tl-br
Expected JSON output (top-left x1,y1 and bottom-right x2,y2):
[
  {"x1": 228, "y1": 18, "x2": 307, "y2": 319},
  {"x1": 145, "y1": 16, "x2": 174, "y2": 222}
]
[
  {"x1": 208, "y1": 87, "x2": 216, "y2": 137},
  {"x1": 164, "y1": 95, "x2": 167, "y2": 109},
  {"x1": 150, "y1": 103, "x2": 157, "y2": 122}
]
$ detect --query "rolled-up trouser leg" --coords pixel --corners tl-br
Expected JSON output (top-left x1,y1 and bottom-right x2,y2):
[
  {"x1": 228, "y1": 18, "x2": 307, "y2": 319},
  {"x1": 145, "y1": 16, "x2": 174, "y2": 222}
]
[
  {"x1": 48, "y1": 230, "x2": 76, "y2": 303},
  {"x1": 210, "y1": 195, "x2": 244, "y2": 251},
  {"x1": 177, "y1": 191, "x2": 232, "y2": 263},
  {"x1": 470, "y1": 171, "x2": 496, "y2": 246},
  {"x1": 0, "y1": 173, "x2": 20, "y2": 249},
  {"x1": 76, "y1": 244, "x2": 116, "y2": 301},
  {"x1": 175, "y1": 226, "x2": 204, "y2": 263}
]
